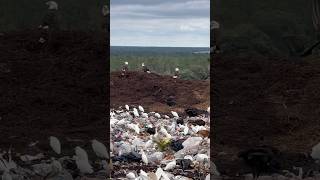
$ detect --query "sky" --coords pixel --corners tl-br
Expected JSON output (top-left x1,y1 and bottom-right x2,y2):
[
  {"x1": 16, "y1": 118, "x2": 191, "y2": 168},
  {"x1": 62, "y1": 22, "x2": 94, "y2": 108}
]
[{"x1": 110, "y1": 0, "x2": 210, "y2": 47}]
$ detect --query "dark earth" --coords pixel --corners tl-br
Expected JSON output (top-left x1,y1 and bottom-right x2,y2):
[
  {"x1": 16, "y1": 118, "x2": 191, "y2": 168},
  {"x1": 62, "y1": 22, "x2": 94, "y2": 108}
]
[
  {"x1": 0, "y1": 30, "x2": 108, "y2": 153},
  {"x1": 213, "y1": 55, "x2": 320, "y2": 177},
  {"x1": 110, "y1": 71, "x2": 210, "y2": 115}
]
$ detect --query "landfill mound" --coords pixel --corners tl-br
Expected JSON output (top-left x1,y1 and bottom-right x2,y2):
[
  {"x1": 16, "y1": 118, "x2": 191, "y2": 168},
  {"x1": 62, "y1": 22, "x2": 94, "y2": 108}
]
[
  {"x1": 110, "y1": 107, "x2": 210, "y2": 179},
  {"x1": 0, "y1": 30, "x2": 108, "y2": 151},
  {"x1": 110, "y1": 71, "x2": 210, "y2": 114},
  {"x1": 213, "y1": 55, "x2": 320, "y2": 176}
]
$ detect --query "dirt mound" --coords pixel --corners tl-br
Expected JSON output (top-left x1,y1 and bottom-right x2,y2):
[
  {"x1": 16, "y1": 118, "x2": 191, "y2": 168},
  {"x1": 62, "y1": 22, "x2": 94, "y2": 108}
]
[
  {"x1": 213, "y1": 55, "x2": 320, "y2": 175},
  {"x1": 110, "y1": 71, "x2": 210, "y2": 114},
  {"x1": 0, "y1": 30, "x2": 108, "y2": 151}
]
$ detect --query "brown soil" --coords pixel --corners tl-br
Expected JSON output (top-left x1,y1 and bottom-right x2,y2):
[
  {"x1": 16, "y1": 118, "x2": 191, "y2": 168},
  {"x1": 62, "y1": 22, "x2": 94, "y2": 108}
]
[
  {"x1": 0, "y1": 30, "x2": 108, "y2": 152},
  {"x1": 110, "y1": 71, "x2": 210, "y2": 114},
  {"x1": 213, "y1": 55, "x2": 320, "y2": 176}
]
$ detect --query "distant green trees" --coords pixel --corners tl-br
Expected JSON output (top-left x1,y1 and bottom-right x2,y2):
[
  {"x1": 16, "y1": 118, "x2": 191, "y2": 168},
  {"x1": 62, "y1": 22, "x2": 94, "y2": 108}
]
[
  {"x1": 0, "y1": 0, "x2": 108, "y2": 31},
  {"x1": 110, "y1": 54, "x2": 210, "y2": 80}
]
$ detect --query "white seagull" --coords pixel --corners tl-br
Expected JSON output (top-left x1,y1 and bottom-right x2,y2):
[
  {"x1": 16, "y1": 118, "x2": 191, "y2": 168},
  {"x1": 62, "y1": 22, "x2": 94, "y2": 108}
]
[
  {"x1": 171, "y1": 111, "x2": 179, "y2": 118},
  {"x1": 133, "y1": 108, "x2": 139, "y2": 117},
  {"x1": 311, "y1": 142, "x2": 320, "y2": 160},
  {"x1": 173, "y1": 68, "x2": 179, "y2": 79},
  {"x1": 164, "y1": 160, "x2": 176, "y2": 171},
  {"x1": 126, "y1": 172, "x2": 136, "y2": 179},
  {"x1": 49, "y1": 136, "x2": 61, "y2": 154},
  {"x1": 127, "y1": 123, "x2": 140, "y2": 134},
  {"x1": 125, "y1": 104, "x2": 130, "y2": 111},
  {"x1": 91, "y1": 139, "x2": 109, "y2": 159},
  {"x1": 138, "y1": 105, "x2": 144, "y2": 112},
  {"x1": 141, "y1": 149, "x2": 148, "y2": 165},
  {"x1": 75, "y1": 146, "x2": 89, "y2": 160},
  {"x1": 141, "y1": 112, "x2": 148, "y2": 118},
  {"x1": 74, "y1": 155, "x2": 93, "y2": 174},
  {"x1": 154, "y1": 113, "x2": 161, "y2": 119},
  {"x1": 102, "y1": 5, "x2": 109, "y2": 16},
  {"x1": 46, "y1": 1, "x2": 58, "y2": 10}
]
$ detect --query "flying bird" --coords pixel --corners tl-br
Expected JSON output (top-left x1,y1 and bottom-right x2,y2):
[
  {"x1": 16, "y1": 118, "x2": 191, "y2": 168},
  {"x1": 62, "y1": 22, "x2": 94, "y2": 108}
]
[
  {"x1": 91, "y1": 139, "x2": 109, "y2": 159},
  {"x1": 141, "y1": 63, "x2": 150, "y2": 73},
  {"x1": 49, "y1": 136, "x2": 61, "y2": 154}
]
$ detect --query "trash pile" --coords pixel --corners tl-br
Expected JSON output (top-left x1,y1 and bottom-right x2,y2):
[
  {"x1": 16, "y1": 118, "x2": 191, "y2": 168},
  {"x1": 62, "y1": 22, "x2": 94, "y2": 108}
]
[
  {"x1": 110, "y1": 105, "x2": 212, "y2": 179},
  {"x1": 0, "y1": 137, "x2": 109, "y2": 180}
]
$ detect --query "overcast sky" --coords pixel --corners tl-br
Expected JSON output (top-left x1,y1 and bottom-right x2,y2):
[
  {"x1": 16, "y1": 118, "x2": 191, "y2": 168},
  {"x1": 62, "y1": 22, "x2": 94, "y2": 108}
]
[{"x1": 110, "y1": 0, "x2": 210, "y2": 47}]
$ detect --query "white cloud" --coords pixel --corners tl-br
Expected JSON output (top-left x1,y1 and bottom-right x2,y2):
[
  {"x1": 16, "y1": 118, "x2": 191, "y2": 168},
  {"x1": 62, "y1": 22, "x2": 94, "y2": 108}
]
[{"x1": 110, "y1": 0, "x2": 210, "y2": 47}]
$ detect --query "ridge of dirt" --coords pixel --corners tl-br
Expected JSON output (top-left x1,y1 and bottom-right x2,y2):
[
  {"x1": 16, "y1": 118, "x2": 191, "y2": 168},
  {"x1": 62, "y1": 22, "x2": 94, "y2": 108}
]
[{"x1": 110, "y1": 71, "x2": 210, "y2": 114}]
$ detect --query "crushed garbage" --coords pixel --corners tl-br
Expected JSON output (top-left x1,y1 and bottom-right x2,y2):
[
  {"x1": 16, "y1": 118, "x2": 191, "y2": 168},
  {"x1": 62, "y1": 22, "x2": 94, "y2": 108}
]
[{"x1": 110, "y1": 105, "x2": 211, "y2": 179}]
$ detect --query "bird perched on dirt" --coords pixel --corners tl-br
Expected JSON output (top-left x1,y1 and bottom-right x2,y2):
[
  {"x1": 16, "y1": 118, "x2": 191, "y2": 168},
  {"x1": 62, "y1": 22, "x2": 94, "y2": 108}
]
[
  {"x1": 141, "y1": 63, "x2": 150, "y2": 73},
  {"x1": 101, "y1": 5, "x2": 109, "y2": 34},
  {"x1": 238, "y1": 145, "x2": 281, "y2": 179},
  {"x1": 173, "y1": 68, "x2": 180, "y2": 79},
  {"x1": 39, "y1": 1, "x2": 59, "y2": 44},
  {"x1": 102, "y1": 5, "x2": 109, "y2": 16},
  {"x1": 121, "y1": 62, "x2": 129, "y2": 77},
  {"x1": 211, "y1": 20, "x2": 221, "y2": 54}
]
